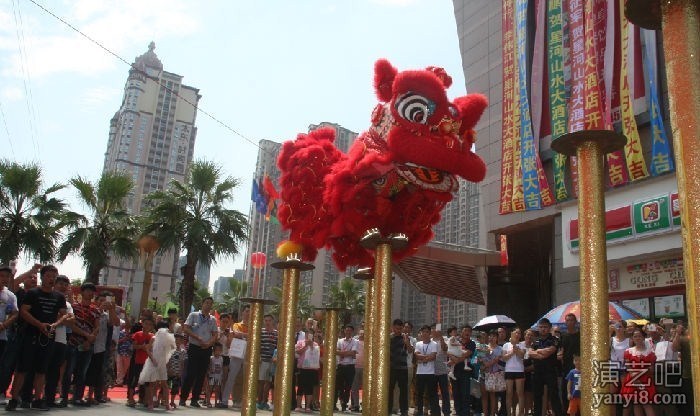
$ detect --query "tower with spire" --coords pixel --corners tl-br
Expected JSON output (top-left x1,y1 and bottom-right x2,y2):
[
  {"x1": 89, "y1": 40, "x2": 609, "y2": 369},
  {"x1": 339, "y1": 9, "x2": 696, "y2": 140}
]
[{"x1": 101, "y1": 42, "x2": 201, "y2": 303}]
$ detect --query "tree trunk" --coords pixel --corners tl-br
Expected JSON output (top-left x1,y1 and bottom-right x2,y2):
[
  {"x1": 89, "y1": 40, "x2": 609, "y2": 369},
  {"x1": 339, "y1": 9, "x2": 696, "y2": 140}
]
[
  {"x1": 180, "y1": 254, "x2": 197, "y2": 320},
  {"x1": 86, "y1": 264, "x2": 102, "y2": 285}
]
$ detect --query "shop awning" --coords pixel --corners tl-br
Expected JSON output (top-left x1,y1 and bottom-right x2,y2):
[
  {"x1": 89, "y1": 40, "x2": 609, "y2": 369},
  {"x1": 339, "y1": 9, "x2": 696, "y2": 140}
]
[{"x1": 393, "y1": 242, "x2": 501, "y2": 305}]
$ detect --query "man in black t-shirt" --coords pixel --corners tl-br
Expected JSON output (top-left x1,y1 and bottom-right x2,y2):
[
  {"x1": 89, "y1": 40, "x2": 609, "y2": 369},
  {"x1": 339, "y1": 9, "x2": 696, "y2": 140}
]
[
  {"x1": 5, "y1": 265, "x2": 66, "y2": 412},
  {"x1": 529, "y1": 318, "x2": 563, "y2": 416},
  {"x1": 558, "y1": 313, "x2": 580, "y2": 412},
  {"x1": 389, "y1": 319, "x2": 413, "y2": 416}
]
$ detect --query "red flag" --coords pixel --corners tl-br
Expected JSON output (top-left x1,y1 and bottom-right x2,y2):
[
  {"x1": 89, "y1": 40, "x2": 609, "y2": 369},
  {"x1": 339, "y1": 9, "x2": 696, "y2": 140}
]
[
  {"x1": 499, "y1": 234, "x2": 509, "y2": 266},
  {"x1": 263, "y1": 174, "x2": 279, "y2": 199}
]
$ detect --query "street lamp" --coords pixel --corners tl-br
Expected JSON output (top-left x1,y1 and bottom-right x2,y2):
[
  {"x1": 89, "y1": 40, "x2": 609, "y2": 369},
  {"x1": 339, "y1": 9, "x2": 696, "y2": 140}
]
[
  {"x1": 138, "y1": 235, "x2": 160, "y2": 318},
  {"x1": 250, "y1": 251, "x2": 266, "y2": 298}
]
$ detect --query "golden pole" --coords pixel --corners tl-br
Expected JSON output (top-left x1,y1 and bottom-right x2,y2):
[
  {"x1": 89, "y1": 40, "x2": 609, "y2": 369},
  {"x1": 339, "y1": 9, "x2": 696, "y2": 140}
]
[
  {"x1": 552, "y1": 131, "x2": 626, "y2": 416},
  {"x1": 576, "y1": 140, "x2": 611, "y2": 416},
  {"x1": 663, "y1": 2, "x2": 700, "y2": 409},
  {"x1": 270, "y1": 257, "x2": 314, "y2": 416},
  {"x1": 373, "y1": 242, "x2": 392, "y2": 416},
  {"x1": 356, "y1": 271, "x2": 375, "y2": 416},
  {"x1": 240, "y1": 299, "x2": 263, "y2": 416},
  {"x1": 319, "y1": 308, "x2": 342, "y2": 416},
  {"x1": 625, "y1": 1, "x2": 700, "y2": 411},
  {"x1": 359, "y1": 230, "x2": 407, "y2": 416}
]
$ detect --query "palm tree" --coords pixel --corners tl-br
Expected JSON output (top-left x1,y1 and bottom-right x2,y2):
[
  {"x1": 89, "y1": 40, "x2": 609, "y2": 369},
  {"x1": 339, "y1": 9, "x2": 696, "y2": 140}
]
[
  {"x1": 270, "y1": 284, "x2": 315, "y2": 321},
  {"x1": 0, "y1": 161, "x2": 75, "y2": 264},
  {"x1": 193, "y1": 280, "x2": 213, "y2": 311},
  {"x1": 143, "y1": 161, "x2": 248, "y2": 319},
  {"x1": 216, "y1": 278, "x2": 249, "y2": 316},
  {"x1": 328, "y1": 277, "x2": 365, "y2": 326},
  {"x1": 58, "y1": 171, "x2": 139, "y2": 284}
]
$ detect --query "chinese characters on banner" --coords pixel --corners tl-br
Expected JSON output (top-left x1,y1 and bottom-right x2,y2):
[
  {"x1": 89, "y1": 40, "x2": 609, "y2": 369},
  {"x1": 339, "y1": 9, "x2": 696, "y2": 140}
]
[
  {"x1": 617, "y1": 0, "x2": 649, "y2": 181},
  {"x1": 499, "y1": 0, "x2": 518, "y2": 214},
  {"x1": 548, "y1": 0, "x2": 569, "y2": 202},
  {"x1": 498, "y1": 0, "x2": 675, "y2": 215}
]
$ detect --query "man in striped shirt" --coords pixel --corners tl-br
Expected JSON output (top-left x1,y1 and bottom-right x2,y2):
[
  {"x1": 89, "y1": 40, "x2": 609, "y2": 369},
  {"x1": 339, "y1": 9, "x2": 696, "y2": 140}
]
[{"x1": 257, "y1": 314, "x2": 277, "y2": 410}]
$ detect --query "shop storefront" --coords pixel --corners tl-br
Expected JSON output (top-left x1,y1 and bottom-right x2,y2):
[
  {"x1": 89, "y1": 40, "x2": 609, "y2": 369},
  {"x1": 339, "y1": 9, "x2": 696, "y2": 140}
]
[
  {"x1": 607, "y1": 256, "x2": 686, "y2": 322},
  {"x1": 561, "y1": 175, "x2": 685, "y2": 321}
]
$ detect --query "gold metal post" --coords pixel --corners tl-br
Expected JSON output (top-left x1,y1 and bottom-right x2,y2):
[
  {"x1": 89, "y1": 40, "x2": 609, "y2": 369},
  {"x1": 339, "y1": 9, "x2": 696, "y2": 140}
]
[
  {"x1": 318, "y1": 308, "x2": 344, "y2": 416},
  {"x1": 358, "y1": 232, "x2": 407, "y2": 416},
  {"x1": 373, "y1": 243, "x2": 393, "y2": 416},
  {"x1": 270, "y1": 257, "x2": 314, "y2": 416},
  {"x1": 355, "y1": 270, "x2": 375, "y2": 416},
  {"x1": 239, "y1": 299, "x2": 267, "y2": 416},
  {"x1": 552, "y1": 130, "x2": 626, "y2": 416},
  {"x1": 625, "y1": 0, "x2": 700, "y2": 411}
]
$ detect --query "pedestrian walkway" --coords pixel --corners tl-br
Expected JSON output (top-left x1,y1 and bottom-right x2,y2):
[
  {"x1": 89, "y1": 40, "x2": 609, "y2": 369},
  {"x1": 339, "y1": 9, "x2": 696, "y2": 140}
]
[{"x1": 45, "y1": 397, "x2": 325, "y2": 415}]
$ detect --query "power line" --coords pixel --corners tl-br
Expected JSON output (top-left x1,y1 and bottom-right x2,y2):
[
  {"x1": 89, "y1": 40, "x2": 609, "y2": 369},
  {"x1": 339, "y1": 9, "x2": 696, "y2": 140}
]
[
  {"x1": 15, "y1": 0, "x2": 41, "y2": 156},
  {"x1": 0, "y1": 100, "x2": 16, "y2": 156},
  {"x1": 26, "y1": 0, "x2": 271, "y2": 157},
  {"x1": 12, "y1": 0, "x2": 40, "y2": 157}
]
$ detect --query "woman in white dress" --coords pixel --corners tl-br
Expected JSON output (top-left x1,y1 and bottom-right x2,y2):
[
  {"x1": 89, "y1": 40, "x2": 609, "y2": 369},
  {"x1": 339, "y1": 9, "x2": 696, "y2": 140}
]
[{"x1": 140, "y1": 321, "x2": 176, "y2": 410}]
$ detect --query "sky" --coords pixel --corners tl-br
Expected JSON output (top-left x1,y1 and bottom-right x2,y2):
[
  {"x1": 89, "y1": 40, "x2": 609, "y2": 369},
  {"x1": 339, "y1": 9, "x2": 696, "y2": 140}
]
[{"x1": 0, "y1": 0, "x2": 468, "y2": 290}]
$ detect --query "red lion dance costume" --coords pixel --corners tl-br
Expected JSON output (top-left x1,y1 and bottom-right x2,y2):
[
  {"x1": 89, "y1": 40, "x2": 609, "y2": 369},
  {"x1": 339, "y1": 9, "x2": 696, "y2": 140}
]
[{"x1": 277, "y1": 59, "x2": 488, "y2": 270}]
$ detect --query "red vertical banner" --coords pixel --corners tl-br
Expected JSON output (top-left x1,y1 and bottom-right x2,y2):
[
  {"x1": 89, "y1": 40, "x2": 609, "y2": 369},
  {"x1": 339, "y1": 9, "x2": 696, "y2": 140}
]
[
  {"x1": 500, "y1": 234, "x2": 509, "y2": 266},
  {"x1": 618, "y1": 0, "x2": 649, "y2": 181},
  {"x1": 604, "y1": 0, "x2": 630, "y2": 187},
  {"x1": 567, "y1": 0, "x2": 586, "y2": 197}
]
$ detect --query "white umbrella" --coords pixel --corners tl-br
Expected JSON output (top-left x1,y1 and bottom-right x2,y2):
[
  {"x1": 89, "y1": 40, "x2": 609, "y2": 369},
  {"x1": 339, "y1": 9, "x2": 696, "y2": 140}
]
[{"x1": 473, "y1": 314, "x2": 517, "y2": 331}]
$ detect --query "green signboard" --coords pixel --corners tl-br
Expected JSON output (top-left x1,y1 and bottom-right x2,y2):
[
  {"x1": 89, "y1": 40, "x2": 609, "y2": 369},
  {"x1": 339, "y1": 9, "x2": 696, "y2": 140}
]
[
  {"x1": 671, "y1": 193, "x2": 681, "y2": 227},
  {"x1": 633, "y1": 195, "x2": 671, "y2": 235}
]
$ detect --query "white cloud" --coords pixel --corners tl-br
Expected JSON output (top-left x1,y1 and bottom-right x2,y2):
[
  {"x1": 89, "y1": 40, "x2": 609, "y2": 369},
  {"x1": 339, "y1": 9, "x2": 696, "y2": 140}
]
[
  {"x1": 81, "y1": 86, "x2": 122, "y2": 107},
  {"x1": 0, "y1": 0, "x2": 201, "y2": 80},
  {"x1": 1, "y1": 85, "x2": 24, "y2": 101},
  {"x1": 369, "y1": 0, "x2": 419, "y2": 6}
]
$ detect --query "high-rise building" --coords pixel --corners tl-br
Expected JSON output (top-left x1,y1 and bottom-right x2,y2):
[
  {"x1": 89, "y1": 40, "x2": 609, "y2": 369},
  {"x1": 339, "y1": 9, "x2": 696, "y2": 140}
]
[
  {"x1": 101, "y1": 42, "x2": 200, "y2": 304},
  {"x1": 178, "y1": 255, "x2": 211, "y2": 290},
  {"x1": 245, "y1": 139, "x2": 287, "y2": 301}
]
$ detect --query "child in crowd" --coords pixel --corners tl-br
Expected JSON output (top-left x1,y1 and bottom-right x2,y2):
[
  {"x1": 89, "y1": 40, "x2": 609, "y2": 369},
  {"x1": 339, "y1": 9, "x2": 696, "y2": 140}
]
[
  {"x1": 127, "y1": 320, "x2": 151, "y2": 407},
  {"x1": 167, "y1": 334, "x2": 186, "y2": 409},
  {"x1": 139, "y1": 321, "x2": 176, "y2": 410},
  {"x1": 205, "y1": 343, "x2": 224, "y2": 408},
  {"x1": 116, "y1": 320, "x2": 133, "y2": 386},
  {"x1": 565, "y1": 355, "x2": 581, "y2": 416},
  {"x1": 446, "y1": 326, "x2": 467, "y2": 380}
]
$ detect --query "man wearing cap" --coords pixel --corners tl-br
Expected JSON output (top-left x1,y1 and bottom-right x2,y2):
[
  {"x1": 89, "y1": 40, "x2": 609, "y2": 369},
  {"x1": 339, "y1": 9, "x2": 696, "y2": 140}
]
[{"x1": 5, "y1": 265, "x2": 66, "y2": 411}]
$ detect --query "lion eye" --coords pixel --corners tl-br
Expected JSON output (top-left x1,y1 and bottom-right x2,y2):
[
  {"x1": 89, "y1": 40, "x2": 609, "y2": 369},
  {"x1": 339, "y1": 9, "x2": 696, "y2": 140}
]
[
  {"x1": 448, "y1": 105, "x2": 459, "y2": 118},
  {"x1": 395, "y1": 93, "x2": 434, "y2": 125}
]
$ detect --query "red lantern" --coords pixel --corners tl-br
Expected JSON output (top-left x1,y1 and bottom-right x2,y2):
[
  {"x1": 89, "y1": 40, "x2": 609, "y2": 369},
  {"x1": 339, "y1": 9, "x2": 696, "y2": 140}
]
[{"x1": 251, "y1": 252, "x2": 267, "y2": 269}]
